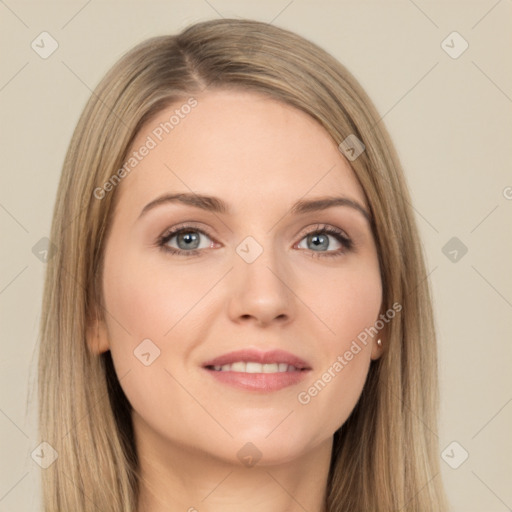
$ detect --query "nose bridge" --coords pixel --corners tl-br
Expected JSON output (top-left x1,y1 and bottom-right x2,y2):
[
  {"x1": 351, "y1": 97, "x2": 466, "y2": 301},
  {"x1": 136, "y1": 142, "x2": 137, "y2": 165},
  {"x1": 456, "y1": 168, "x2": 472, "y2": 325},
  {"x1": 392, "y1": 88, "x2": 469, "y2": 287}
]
[{"x1": 228, "y1": 232, "x2": 294, "y2": 325}]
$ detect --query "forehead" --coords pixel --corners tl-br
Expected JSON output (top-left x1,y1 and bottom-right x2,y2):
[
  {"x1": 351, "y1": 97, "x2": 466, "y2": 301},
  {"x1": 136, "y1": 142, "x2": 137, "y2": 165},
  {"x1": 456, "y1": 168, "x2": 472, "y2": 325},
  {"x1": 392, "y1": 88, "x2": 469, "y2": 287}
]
[{"x1": 116, "y1": 88, "x2": 367, "y2": 215}]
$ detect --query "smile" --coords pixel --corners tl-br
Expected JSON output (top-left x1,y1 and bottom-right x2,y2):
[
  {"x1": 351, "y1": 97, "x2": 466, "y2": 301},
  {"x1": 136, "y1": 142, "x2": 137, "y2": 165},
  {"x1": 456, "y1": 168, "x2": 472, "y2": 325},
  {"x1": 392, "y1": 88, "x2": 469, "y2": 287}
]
[{"x1": 202, "y1": 349, "x2": 311, "y2": 391}]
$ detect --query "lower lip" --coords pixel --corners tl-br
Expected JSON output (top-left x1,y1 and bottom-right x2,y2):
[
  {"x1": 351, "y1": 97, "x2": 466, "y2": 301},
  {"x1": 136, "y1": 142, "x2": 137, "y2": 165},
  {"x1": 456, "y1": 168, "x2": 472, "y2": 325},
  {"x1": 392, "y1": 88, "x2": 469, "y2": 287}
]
[{"x1": 203, "y1": 368, "x2": 310, "y2": 391}]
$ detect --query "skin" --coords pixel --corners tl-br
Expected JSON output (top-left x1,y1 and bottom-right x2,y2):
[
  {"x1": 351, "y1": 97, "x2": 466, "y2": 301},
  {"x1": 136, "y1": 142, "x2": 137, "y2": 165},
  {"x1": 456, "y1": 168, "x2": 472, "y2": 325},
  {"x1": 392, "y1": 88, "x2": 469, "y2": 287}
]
[{"x1": 89, "y1": 89, "x2": 384, "y2": 512}]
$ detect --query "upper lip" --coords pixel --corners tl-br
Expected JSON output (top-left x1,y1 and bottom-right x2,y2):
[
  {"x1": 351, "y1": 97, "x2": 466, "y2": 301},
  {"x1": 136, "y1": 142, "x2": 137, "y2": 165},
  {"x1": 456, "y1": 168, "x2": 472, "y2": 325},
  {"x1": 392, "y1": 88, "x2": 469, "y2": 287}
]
[{"x1": 202, "y1": 349, "x2": 312, "y2": 370}]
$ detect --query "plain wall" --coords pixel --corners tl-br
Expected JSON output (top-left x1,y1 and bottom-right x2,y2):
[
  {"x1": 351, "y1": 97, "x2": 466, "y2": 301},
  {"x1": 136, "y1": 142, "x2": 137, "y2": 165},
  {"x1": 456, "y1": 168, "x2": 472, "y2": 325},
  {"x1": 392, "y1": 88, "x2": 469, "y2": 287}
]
[{"x1": 0, "y1": 1, "x2": 511, "y2": 510}]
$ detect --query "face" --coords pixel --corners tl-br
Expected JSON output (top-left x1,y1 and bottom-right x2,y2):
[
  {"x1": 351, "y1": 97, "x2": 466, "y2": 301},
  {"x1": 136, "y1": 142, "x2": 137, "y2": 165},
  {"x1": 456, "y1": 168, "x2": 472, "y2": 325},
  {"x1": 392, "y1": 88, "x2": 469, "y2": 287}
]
[{"x1": 92, "y1": 88, "x2": 383, "y2": 466}]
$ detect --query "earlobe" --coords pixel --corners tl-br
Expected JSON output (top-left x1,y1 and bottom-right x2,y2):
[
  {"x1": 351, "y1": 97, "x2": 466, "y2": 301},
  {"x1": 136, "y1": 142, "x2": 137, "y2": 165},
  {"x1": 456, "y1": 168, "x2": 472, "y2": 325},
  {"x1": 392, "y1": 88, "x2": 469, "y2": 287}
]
[
  {"x1": 86, "y1": 317, "x2": 110, "y2": 355},
  {"x1": 370, "y1": 338, "x2": 384, "y2": 360}
]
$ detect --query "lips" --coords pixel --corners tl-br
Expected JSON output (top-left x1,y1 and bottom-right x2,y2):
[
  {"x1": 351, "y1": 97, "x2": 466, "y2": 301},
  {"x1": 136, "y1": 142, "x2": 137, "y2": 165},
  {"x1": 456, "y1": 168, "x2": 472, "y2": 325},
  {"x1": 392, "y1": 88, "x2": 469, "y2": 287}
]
[{"x1": 202, "y1": 349, "x2": 312, "y2": 392}]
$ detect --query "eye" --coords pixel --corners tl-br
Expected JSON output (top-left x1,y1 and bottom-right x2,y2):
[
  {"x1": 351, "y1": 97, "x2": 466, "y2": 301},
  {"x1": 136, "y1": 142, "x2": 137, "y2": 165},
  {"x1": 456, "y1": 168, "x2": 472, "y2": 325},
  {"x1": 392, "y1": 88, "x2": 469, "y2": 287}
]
[
  {"x1": 295, "y1": 224, "x2": 353, "y2": 258},
  {"x1": 158, "y1": 225, "x2": 216, "y2": 256},
  {"x1": 156, "y1": 223, "x2": 353, "y2": 258}
]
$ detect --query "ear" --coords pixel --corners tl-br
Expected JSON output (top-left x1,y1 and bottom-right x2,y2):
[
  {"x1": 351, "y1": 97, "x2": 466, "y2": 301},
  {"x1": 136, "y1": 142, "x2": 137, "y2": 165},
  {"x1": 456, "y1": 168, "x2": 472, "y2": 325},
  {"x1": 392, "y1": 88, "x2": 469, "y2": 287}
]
[
  {"x1": 370, "y1": 337, "x2": 384, "y2": 360},
  {"x1": 86, "y1": 312, "x2": 110, "y2": 355},
  {"x1": 370, "y1": 309, "x2": 388, "y2": 361}
]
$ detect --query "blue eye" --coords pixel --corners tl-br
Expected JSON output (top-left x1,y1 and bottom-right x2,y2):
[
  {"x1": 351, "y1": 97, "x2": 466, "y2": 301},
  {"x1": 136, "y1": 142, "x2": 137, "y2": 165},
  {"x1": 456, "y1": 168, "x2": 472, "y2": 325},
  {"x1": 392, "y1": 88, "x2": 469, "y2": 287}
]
[
  {"x1": 159, "y1": 227, "x2": 214, "y2": 255},
  {"x1": 295, "y1": 225, "x2": 353, "y2": 258},
  {"x1": 157, "y1": 223, "x2": 353, "y2": 258}
]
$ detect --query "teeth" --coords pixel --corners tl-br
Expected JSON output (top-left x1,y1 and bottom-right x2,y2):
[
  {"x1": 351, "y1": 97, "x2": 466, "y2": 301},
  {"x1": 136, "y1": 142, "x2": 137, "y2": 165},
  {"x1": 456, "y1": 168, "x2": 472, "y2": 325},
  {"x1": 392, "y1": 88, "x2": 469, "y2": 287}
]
[
  {"x1": 263, "y1": 363, "x2": 278, "y2": 373},
  {"x1": 211, "y1": 361, "x2": 300, "y2": 373},
  {"x1": 231, "y1": 361, "x2": 246, "y2": 372},
  {"x1": 245, "y1": 362, "x2": 261, "y2": 373}
]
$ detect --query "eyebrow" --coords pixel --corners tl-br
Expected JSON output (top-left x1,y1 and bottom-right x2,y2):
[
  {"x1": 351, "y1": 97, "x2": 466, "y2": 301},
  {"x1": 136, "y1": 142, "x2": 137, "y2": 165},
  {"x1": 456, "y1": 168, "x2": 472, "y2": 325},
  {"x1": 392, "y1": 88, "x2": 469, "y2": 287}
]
[{"x1": 138, "y1": 192, "x2": 371, "y2": 223}]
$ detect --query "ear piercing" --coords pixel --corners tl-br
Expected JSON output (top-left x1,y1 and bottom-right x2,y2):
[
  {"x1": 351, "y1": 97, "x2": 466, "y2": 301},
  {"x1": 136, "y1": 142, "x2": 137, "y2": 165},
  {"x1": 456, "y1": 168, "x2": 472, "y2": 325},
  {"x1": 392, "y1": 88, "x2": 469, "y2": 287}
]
[{"x1": 377, "y1": 339, "x2": 382, "y2": 347}]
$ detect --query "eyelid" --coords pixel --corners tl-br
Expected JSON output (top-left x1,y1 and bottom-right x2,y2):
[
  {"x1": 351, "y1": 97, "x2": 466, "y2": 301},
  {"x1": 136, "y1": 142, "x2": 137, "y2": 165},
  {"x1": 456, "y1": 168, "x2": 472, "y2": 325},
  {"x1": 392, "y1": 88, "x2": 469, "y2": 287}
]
[
  {"x1": 158, "y1": 221, "x2": 215, "y2": 241},
  {"x1": 294, "y1": 222, "x2": 350, "y2": 242}
]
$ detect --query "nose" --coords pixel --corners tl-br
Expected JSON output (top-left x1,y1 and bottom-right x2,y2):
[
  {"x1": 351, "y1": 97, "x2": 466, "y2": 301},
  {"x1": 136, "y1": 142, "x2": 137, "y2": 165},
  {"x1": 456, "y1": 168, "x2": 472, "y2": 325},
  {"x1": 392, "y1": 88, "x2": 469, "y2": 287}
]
[{"x1": 227, "y1": 240, "x2": 295, "y2": 327}]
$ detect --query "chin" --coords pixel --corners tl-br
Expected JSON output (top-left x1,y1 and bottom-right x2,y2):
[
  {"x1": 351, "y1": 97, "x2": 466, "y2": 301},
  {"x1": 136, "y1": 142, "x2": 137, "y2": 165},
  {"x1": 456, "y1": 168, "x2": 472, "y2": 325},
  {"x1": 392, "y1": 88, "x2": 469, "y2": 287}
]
[{"x1": 225, "y1": 428, "x2": 326, "y2": 467}]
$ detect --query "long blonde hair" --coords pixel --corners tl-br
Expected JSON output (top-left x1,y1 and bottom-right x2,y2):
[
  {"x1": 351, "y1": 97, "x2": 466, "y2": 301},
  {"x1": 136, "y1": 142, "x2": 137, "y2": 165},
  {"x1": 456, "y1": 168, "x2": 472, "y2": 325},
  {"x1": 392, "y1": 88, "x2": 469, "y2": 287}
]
[{"x1": 37, "y1": 18, "x2": 448, "y2": 511}]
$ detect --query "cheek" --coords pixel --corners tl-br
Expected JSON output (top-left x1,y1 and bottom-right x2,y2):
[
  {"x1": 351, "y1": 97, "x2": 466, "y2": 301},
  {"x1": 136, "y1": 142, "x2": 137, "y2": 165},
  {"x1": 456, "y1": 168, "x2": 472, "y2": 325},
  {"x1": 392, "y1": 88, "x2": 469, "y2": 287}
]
[
  {"x1": 305, "y1": 255, "x2": 382, "y2": 342},
  {"x1": 100, "y1": 245, "x2": 226, "y2": 408},
  {"x1": 102, "y1": 246, "x2": 220, "y2": 345},
  {"x1": 100, "y1": 248, "x2": 219, "y2": 441},
  {"x1": 298, "y1": 347, "x2": 372, "y2": 445},
  {"x1": 295, "y1": 256, "x2": 381, "y2": 432},
  {"x1": 296, "y1": 315, "x2": 375, "y2": 442}
]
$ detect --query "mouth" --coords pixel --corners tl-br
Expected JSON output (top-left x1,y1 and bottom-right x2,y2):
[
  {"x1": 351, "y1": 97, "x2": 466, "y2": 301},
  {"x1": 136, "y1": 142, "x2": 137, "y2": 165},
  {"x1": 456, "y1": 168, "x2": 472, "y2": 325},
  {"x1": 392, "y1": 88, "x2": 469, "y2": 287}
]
[{"x1": 202, "y1": 349, "x2": 311, "y2": 392}]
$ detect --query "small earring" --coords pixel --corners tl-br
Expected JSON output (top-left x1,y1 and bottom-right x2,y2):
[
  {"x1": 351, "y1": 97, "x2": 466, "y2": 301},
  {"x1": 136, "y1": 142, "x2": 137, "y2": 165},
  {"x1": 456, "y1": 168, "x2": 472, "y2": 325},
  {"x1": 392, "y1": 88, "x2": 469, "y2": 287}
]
[{"x1": 377, "y1": 339, "x2": 382, "y2": 347}]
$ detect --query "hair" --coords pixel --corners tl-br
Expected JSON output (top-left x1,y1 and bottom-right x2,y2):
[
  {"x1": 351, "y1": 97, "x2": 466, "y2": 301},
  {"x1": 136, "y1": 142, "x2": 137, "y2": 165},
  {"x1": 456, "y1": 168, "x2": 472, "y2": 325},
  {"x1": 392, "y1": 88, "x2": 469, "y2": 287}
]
[{"x1": 37, "y1": 18, "x2": 448, "y2": 511}]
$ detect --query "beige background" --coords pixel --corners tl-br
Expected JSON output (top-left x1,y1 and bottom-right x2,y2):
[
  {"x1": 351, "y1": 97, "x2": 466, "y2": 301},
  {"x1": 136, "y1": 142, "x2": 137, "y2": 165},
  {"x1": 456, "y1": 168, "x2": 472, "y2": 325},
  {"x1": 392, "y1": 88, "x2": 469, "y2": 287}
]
[{"x1": 1, "y1": 1, "x2": 511, "y2": 510}]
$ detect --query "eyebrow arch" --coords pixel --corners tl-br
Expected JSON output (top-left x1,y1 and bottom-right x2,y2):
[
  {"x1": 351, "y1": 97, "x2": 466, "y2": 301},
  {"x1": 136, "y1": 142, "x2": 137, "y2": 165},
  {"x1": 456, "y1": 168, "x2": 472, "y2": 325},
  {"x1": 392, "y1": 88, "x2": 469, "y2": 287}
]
[
  {"x1": 290, "y1": 197, "x2": 371, "y2": 223},
  {"x1": 139, "y1": 193, "x2": 228, "y2": 218},
  {"x1": 138, "y1": 192, "x2": 371, "y2": 223}
]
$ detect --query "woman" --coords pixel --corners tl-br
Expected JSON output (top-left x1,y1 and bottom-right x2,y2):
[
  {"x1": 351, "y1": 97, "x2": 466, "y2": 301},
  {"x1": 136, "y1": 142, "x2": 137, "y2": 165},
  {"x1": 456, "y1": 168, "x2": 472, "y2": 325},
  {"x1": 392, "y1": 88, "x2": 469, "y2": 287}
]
[{"x1": 37, "y1": 18, "x2": 448, "y2": 511}]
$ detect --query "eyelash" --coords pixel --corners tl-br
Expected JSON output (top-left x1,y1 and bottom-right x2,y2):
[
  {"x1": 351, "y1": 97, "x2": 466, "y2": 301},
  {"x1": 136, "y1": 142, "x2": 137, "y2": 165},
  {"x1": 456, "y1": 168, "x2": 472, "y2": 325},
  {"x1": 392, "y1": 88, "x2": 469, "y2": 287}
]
[{"x1": 156, "y1": 223, "x2": 354, "y2": 259}]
